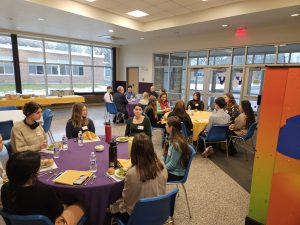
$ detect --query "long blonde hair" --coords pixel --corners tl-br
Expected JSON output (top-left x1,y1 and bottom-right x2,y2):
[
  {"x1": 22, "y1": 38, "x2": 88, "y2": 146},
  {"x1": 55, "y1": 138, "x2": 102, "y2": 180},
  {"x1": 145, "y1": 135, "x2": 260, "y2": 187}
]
[{"x1": 69, "y1": 103, "x2": 89, "y2": 128}]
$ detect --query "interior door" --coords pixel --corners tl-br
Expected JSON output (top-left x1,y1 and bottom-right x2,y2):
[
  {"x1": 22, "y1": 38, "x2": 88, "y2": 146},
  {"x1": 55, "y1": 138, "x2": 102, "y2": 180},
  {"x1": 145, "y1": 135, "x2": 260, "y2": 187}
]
[
  {"x1": 126, "y1": 67, "x2": 139, "y2": 94},
  {"x1": 206, "y1": 67, "x2": 230, "y2": 109},
  {"x1": 243, "y1": 67, "x2": 265, "y2": 112}
]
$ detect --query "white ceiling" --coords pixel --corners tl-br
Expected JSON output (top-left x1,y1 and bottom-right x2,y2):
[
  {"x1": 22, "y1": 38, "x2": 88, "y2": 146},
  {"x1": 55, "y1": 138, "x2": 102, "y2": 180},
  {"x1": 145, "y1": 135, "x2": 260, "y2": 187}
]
[{"x1": 0, "y1": 0, "x2": 299, "y2": 45}]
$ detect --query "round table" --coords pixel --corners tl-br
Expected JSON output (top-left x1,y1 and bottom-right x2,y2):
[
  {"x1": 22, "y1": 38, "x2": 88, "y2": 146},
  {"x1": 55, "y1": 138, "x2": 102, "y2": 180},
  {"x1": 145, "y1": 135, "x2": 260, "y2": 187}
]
[{"x1": 38, "y1": 137, "x2": 128, "y2": 225}]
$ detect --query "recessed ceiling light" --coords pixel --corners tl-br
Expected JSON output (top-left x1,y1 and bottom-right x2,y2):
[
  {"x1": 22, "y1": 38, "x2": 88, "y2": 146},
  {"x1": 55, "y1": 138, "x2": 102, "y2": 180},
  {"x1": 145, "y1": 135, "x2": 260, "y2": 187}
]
[
  {"x1": 38, "y1": 18, "x2": 45, "y2": 21},
  {"x1": 222, "y1": 24, "x2": 228, "y2": 27},
  {"x1": 139, "y1": 37, "x2": 145, "y2": 40},
  {"x1": 85, "y1": 0, "x2": 96, "y2": 2},
  {"x1": 291, "y1": 13, "x2": 299, "y2": 17},
  {"x1": 126, "y1": 10, "x2": 149, "y2": 18},
  {"x1": 109, "y1": 29, "x2": 114, "y2": 33},
  {"x1": 202, "y1": 0, "x2": 207, "y2": 2}
]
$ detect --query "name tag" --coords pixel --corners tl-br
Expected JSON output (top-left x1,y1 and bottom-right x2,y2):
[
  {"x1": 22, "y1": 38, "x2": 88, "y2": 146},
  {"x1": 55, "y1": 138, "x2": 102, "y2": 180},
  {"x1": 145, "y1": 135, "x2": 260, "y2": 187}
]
[
  {"x1": 82, "y1": 126, "x2": 88, "y2": 130},
  {"x1": 195, "y1": 104, "x2": 199, "y2": 106},
  {"x1": 36, "y1": 131, "x2": 42, "y2": 136},
  {"x1": 137, "y1": 125, "x2": 144, "y2": 130}
]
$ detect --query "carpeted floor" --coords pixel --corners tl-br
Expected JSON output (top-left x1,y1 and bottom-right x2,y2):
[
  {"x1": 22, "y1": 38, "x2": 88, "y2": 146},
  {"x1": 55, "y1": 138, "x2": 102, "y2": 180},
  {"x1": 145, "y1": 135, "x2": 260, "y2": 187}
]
[{"x1": 0, "y1": 104, "x2": 251, "y2": 225}]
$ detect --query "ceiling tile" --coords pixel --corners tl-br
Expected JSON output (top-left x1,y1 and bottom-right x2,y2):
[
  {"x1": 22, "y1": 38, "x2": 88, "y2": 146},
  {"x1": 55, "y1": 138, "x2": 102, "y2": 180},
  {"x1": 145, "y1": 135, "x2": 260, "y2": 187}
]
[{"x1": 156, "y1": 1, "x2": 183, "y2": 10}]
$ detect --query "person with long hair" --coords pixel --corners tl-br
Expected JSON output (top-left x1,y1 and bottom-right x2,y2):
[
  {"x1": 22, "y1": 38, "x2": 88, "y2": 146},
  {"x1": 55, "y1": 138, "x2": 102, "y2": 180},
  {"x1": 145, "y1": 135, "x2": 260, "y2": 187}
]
[
  {"x1": 125, "y1": 103, "x2": 152, "y2": 137},
  {"x1": 163, "y1": 116, "x2": 190, "y2": 181},
  {"x1": 144, "y1": 96, "x2": 163, "y2": 128},
  {"x1": 157, "y1": 92, "x2": 171, "y2": 117},
  {"x1": 110, "y1": 133, "x2": 167, "y2": 223},
  {"x1": 66, "y1": 103, "x2": 95, "y2": 139},
  {"x1": 224, "y1": 93, "x2": 239, "y2": 123},
  {"x1": 138, "y1": 92, "x2": 149, "y2": 107},
  {"x1": 168, "y1": 100, "x2": 193, "y2": 135},
  {"x1": 186, "y1": 92, "x2": 204, "y2": 111},
  {"x1": 229, "y1": 100, "x2": 255, "y2": 137},
  {"x1": 1, "y1": 151, "x2": 85, "y2": 225},
  {"x1": 11, "y1": 101, "x2": 47, "y2": 153},
  {"x1": 228, "y1": 100, "x2": 255, "y2": 155}
]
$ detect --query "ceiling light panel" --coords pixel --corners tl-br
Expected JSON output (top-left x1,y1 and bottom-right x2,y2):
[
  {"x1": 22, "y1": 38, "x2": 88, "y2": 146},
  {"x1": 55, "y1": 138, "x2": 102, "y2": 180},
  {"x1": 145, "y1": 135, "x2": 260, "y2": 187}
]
[{"x1": 126, "y1": 10, "x2": 149, "y2": 17}]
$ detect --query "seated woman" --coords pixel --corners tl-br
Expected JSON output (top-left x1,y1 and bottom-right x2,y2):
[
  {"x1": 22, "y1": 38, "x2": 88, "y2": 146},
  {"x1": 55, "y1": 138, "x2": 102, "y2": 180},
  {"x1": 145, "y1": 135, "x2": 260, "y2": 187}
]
[
  {"x1": 157, "y1": 92, "x2": 171, "y2": 118},
  {"x1": 168, "y1": 100, "x2": 193, "y2": 136},
  {"x1": 125, "y1": 103, "x2": 152, "y2": 137},
  {"x1": 138, "y1": 92, "x2": 149, "y2": 109},
  {"x1": 110, "y1": 133, "x2": 167, "y2": 223},
  {"x1": 1, "y1": 151, "x2": 85, "y2": 225},
  {"x1": 66, "y1": 103, "x2": 95, "y2": 139},
  {"x1": 224, "y1": 93, "x2": 239, "y2": 123},
  {"x1": 145, "y1": 96, "x2": 164, "y2": 128},
  {"x1": 163, "y1": 116, "x2": 190, "y2": 182},
  {"x1": 228, "y1": 100, "x2": 255, "y2": 155},
  {"x1": 186, "y1": 92, "x2": 204, "y2": 111},
  {"x1": 11, "y1": 102, "x2": 47, "y2": 153}
]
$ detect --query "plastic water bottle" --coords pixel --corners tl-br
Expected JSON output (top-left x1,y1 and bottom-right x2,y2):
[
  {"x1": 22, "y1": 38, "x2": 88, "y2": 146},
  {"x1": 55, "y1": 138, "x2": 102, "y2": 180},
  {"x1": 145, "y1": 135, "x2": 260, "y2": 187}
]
[
  {"x1": 89, "y1": 151, "x2": 97, "y2": 172},
  {"x1": 78, "y1": 131, "x2": 83, "y2": 147},
  {"x1": 188, "y1": 105, "x2": 191, "y2": 113},
  {"x1": 62, "y1": 136, "x2": 68, "y2": 150}
]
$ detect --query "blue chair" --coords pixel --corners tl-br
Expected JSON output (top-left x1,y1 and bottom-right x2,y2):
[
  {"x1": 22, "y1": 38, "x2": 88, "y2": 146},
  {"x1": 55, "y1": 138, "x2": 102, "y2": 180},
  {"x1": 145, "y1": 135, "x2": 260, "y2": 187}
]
[
  {"x1": 105, "y1": 103, "x2": 124, "y2": 124},
  {"x1": 167, "y1": 144, "x2": 196, "y2": 219},
  {"x1": 112, "y1": 188, "x2": 179, "y2": 225},
  {"x1": 4, "y1": 141, "x2": 12, "y2": 157},
  {"x1": 197, "y1": 125, "x2": 229, "y2": 158},
  {"x1": 229, "y1": 122, "x2": 257, "y2": 160},
  {"x1": 180, "y1": 122, "x2": 193, "y2": 144},
  {"x1": 0, "y1": 120, "x2": 14, "y2": 141},
  {"x1": 42, "y1": 109, "x2": 54, "y2": 144},
  {"x1": 0, "y1": 106, "x2": 17, "y2": 111},
  {"x1": 0, "y1": 209, "x2": 87, "y2": 225}
]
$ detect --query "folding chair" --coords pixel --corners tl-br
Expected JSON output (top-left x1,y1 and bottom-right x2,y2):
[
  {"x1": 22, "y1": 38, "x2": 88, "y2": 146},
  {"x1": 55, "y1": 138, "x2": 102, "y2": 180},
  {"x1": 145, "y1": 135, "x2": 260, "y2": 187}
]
[
  {"x1": 229, "y1": 122, "x2": 257, "y2": 160},
  {"x1": 111, "y1": 188, "x2": 179, "y2": 225},
  {"x1": 167, "y1": 144, "x2": 196, "y2": 219},
  {"x1": 197, "y1": 125, "x2": 229, "y2": 158},
  {"x1": 0, "y1": 208, "x2": 87, "y2": 225}
]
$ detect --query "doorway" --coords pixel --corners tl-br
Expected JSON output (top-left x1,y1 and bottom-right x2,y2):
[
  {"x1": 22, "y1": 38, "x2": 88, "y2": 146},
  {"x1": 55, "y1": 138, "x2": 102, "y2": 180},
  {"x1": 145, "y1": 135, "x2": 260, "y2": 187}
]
[{"x1": 126, "y1": 67, "x2": 139, "y2": 94}]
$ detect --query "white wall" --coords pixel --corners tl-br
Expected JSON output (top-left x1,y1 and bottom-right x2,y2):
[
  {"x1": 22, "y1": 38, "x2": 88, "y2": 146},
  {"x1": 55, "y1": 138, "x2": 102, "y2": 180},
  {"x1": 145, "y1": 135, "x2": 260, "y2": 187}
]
[{"x1": 118, "y1": 20, "x2": 300, "y2": 83}]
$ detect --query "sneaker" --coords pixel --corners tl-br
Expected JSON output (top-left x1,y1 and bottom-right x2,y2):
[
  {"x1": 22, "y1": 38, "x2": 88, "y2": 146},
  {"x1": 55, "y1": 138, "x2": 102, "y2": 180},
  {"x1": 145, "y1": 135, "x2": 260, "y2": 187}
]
[
  {"x1": 202, "y1": 146, "x2": 213, "y2": 158},
  {"x1": 206, "y1": 147, "x2": 214, "y2": 157}
]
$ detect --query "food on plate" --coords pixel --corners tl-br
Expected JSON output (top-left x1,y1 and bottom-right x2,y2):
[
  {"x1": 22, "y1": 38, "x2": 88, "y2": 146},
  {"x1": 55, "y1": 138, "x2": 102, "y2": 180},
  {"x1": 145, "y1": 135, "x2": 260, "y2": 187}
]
[
  {"x1": 115, "y1": 167, "x2": 127, "y2": 179},
  {"x1": 40, "y1": 159, "x2": 54, "y2": 168},
  {"x1": 116, "y1": 136, "x2": 128, "y2": 142},
  {"x1": 95, "y1": 145, "x2": 104, "y2": 152},
  {"x1": 82, "y1": 131, "x2": 97, "y2": 140},
  {"x1": 47, "y1": 143, "x2": 62, "y2": 150},
  {"x1": 107, "y1": 167, "x2": 115, "y2": 175},
  {"x1": 46, "y1": 144, "x2": 55, "y2": 150}
]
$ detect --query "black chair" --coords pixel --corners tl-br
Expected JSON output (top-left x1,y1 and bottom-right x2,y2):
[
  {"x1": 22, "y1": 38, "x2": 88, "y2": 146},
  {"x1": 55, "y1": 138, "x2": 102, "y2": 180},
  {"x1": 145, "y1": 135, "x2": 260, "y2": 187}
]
[{"x1": 0, "y1": 120, "x2": 14, "y2": 141}]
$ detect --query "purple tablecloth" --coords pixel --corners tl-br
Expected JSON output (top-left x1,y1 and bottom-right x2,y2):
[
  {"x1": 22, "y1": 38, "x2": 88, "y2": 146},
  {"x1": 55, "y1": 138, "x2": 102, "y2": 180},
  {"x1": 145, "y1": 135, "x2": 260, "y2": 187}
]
[
  {"x1": 39, "y1": 137, "x2": 128, "y2": 225},
  {"x1": 126, "y1": 100, "x2": 139, "y2": 118}
]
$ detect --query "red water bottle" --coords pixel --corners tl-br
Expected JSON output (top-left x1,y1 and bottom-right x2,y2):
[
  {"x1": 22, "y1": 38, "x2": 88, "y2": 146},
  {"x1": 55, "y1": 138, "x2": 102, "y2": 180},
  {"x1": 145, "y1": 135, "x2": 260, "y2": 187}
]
[{"x1": 105, "y1": 121, "x2": 112, "y2": 143}]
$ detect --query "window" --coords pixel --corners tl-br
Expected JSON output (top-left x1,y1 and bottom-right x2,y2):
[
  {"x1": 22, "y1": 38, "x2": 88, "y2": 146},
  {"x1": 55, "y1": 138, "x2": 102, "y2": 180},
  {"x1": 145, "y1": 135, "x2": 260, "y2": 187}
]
[
  {"x1": 277, "y1": 44, "x2": 300, "y2": 64},
  {"x1": 93, "y1": 46, "x2": 112, "y2": 66},
  {"x1": 209, "y1": 49, "x2": 232, "y2": 65},
  {"x1": 0, "y1": 35, "x2": 15, "y2": 94},
  {"x1": 247, "y1": 46, "x2": 276, "y2": 64},
  {"x1": 189, "y1": 51, "x2": 208, "y2": 66},
  {"x1": 72, "y1": 66, "x2": 84, "y2": 76},
  {"x1": 154, "y1": 53, "x2": 169, "y2": 67},
  {"x1": 170, "y1": 52, "x2": 186, "y2": 67},
  {"x1": 233, "y1": 48, "x2": 245, "y2": 65},
  {"x1": 29, "y1": 64, "x2": 44, "y2": 75}
]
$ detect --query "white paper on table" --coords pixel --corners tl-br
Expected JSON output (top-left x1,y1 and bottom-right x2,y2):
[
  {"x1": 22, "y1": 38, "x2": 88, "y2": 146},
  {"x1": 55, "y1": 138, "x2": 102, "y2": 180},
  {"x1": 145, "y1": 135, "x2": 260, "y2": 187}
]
[
  {"x1": 83, "y1": 136, "x2": 101, "y2": 143},
  {"x1": 105, "y1": 173, "x2": 123, "y2": 182},
  {"x1": 40, "y1": 149, "x2": 54, "y2": 154},
  {"x1": 40, "y1": 162, "x2": 58, "y2": 172},
  {"x1": 196, "y1": 119, "x2": 209, "y2": 123}
]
